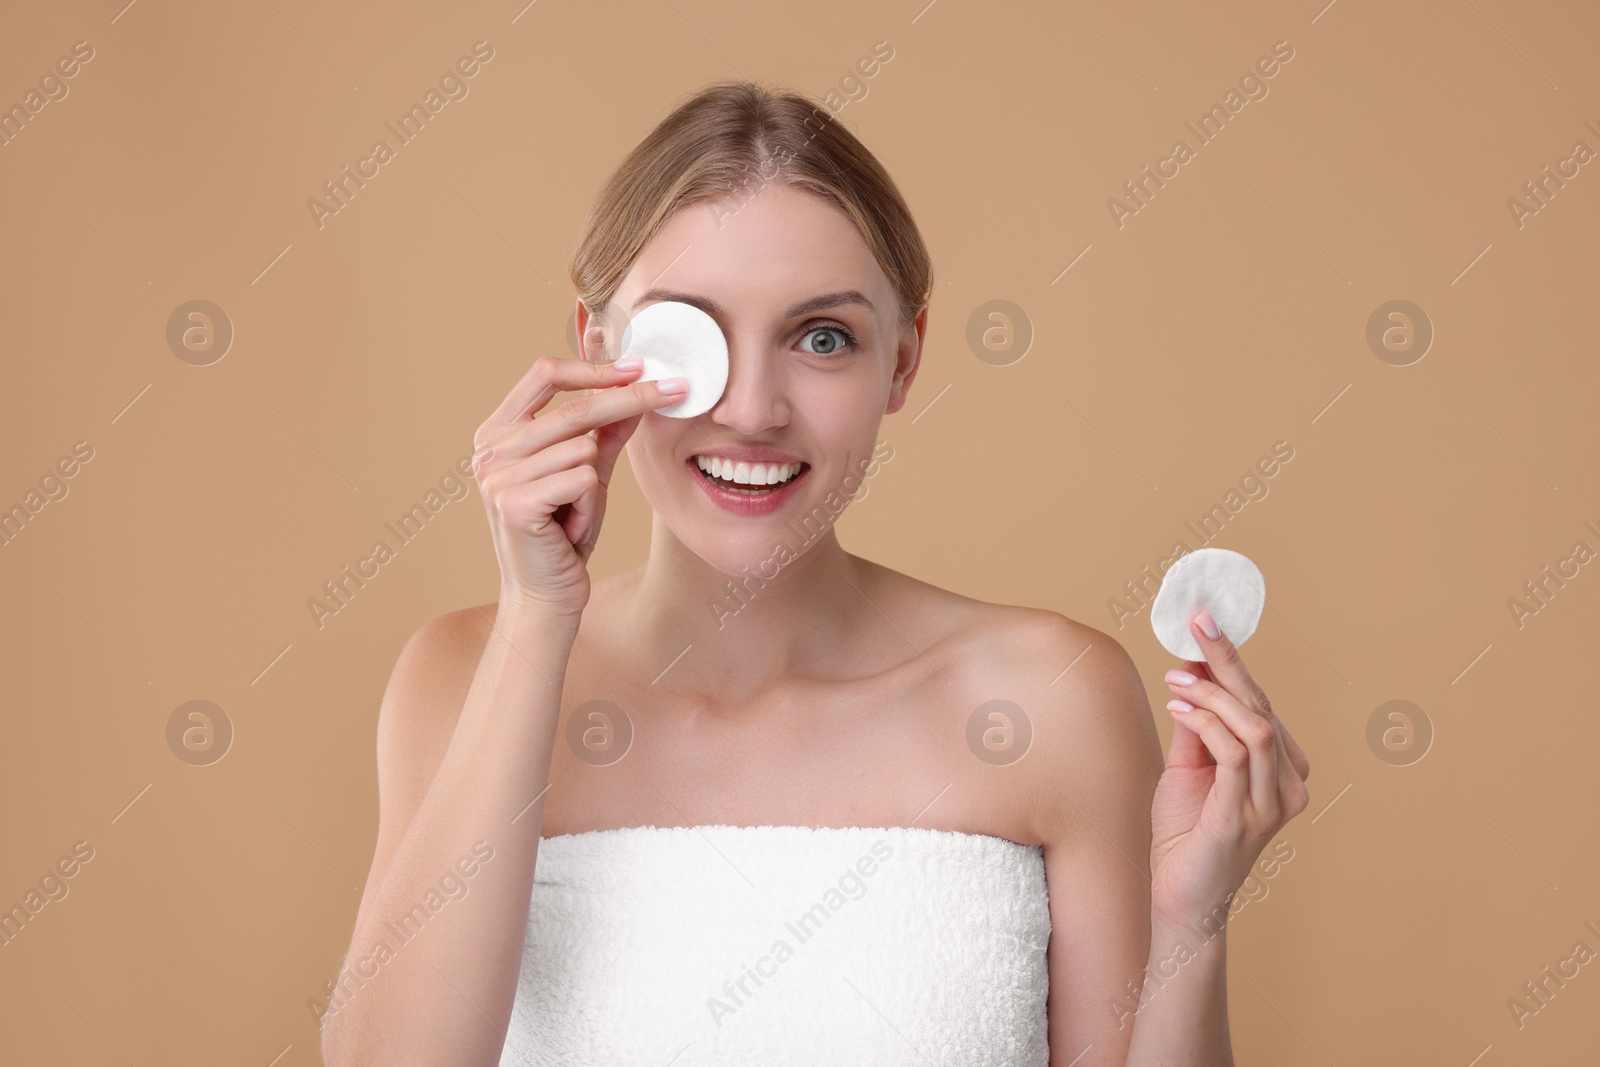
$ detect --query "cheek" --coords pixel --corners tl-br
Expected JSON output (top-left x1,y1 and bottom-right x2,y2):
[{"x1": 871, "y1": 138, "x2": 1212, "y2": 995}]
[
  {"x1": 803, "y1": 373, "x2": 884, "y2": 439},
  {"x1": 792, "y1": 389, "x2": 883, "y2": 488},
  {"x1": 629, "y1": 419, "x2": 689, "y2": 489},
  {"x1": 622, "y1": 428, "x2": 657, "y2": 489},
  {"x1": 796, "y1": 353, "x2": 879, "y2": 402}
]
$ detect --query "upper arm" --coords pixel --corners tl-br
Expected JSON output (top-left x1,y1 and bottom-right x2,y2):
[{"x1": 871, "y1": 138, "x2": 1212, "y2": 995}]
[
  {"x1": 1012, "y1": 613, "x2": 1164, "y2": 1066},
  {"x1": 348, "y1": 605, "x2": 493, "y2": 930}
]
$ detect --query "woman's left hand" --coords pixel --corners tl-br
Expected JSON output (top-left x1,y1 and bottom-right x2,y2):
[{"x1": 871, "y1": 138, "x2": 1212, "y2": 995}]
[{"x1": 1149, "y1": 609, "x2": 1312, "y2": 927}]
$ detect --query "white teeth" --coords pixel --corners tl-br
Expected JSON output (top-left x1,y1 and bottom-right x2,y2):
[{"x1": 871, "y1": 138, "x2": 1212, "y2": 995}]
[{"x1": 694, "y1": 455, "x2": 802, "y2": 487}]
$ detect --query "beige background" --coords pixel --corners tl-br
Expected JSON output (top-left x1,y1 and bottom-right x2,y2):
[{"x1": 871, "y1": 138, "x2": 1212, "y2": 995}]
[{"x1": 3, "y1": 0, "x2": 1597, "y2": 1062}]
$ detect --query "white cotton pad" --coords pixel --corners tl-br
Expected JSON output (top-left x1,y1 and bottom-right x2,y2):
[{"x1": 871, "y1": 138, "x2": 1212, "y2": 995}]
[
  {"x1": 1150, "y1": 547, "x2": 1266, "y2": 661},
  {"x1": 617, "y1": 300, "x2": 729, "y2": 419}
]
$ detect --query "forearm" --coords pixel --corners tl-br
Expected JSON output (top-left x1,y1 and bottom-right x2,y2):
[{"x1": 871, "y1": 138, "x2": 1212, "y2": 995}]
[
  {"x1": 322, "y1": 606, "x2": 578, "y2": 1067},
  {"x1": 1121, "y1": 911, "x2": 1233, "y2": 1067}
]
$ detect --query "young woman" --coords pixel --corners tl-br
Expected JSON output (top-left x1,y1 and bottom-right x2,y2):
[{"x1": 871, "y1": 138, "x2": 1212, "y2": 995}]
[{"x1": 321, "y1": 80, "x2": 1311, "y2": 1067}]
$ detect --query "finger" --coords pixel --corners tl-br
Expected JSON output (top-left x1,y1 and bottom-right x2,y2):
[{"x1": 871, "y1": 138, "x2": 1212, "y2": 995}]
[
  {"x1": 1168, "y1": 660, "x2": 1221, "y2": 772},
  {"x1": 560, "y1": 440, "x2": 611, "y2": 547},
  {"x1": 551, "y1": 376, "x2": 690, "y2": 442},
  {"x1": 484, "y1": 376, "x2": 685, "y2": 462},
  {"x1": 1276, "y1": 715, "x2": 1310, "y2": 782},
  {"x1": 479, "y1": 440, "x2": 606, "y2": 549},
  {"x1": 1166, "y1": 704, "x2": 1249, "y2": 816},
  {"x1": 1166, "y1": 669, "x2": 1279, "y2": 820},
  {"x1": 590, "y1": 408, "x2": 645, "y2": 487},
  {"x1": 478, "y1": 408, "x2": 636, "y2": 558},
  {"x1": 476, "y1": 433, "x2": 600, "y2": 490},
  {"x1": 1188, "y1": 612, "x2": 1272, "y2": 724},
  {"x1": 1186, "y1": 654, "x2": 1296, "y2": 787},
  {"x1": 1164, "y1": 700, "x2": 1215, "y2": 769},
  {"x1": 1188, "y1": 653, "x2": 1309, "y2": 784},
  {"x1": 479, "y1": 356, "x2": 619, "y2": 443},
  {"x1": 477, "y1": 355, "x2": 644, "y2": 446},
  {"x1": 1188, "y1": 614, "x2": 1286, "y2": 814},
  {"x1": 493, "y1": 463, "x2": 599, "y2": 538},
  {"x1": 561, "y1": 473, "x2": 603, "y2": 546}
]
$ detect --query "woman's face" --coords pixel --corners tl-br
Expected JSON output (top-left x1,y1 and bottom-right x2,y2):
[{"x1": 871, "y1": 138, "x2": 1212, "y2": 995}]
[{"x1": 588, "y1": 181, "x2": 925, "y2": 577}]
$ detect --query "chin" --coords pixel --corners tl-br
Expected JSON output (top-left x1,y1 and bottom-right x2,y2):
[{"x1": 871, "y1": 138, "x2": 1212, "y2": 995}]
[{"x1": 660, "y1": 466, "x2": 835, "y2": 577}]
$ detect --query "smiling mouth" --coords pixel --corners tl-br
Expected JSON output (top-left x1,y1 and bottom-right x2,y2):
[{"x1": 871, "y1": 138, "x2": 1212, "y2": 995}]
[{"x1": 690, "y1": 456, "x2": 809, "y2": 495}]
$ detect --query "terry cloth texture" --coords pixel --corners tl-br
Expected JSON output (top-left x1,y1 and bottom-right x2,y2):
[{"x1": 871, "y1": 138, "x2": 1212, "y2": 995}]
[{"x1": 499, "y1": 823, "x2": 1051, "y2": 1066}]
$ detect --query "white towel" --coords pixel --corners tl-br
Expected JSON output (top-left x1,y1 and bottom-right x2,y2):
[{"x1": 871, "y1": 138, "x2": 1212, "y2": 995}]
[{"x1": 499, "y1": 824, "x2": 1051, "y2": 1066}]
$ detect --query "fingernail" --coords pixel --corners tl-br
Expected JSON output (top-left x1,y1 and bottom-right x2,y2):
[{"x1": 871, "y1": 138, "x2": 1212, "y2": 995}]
[
  {"x1": 1196, "y1": 610, "x2": 1221, "y2": 640},
  {"x1": 1165, "y1": 669, "x2": 1197, "y2": 686},
  {"x1": 1168, "y1": 699, "x2": 1195, "y2": 713},
  {"x1": 613, "y1": 355, "x2": 642, "y2": 372},
  {"x1": 659, "y1": 376, "x2": 690, "y2": 394}
]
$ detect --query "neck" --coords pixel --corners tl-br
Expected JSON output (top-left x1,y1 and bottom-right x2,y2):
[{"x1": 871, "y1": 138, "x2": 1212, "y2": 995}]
[{"x1": 617, "y1": 517, "x2": 874, "y2": 705}]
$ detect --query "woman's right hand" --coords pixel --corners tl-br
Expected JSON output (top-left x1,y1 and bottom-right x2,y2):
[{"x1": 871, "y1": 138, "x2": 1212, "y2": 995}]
[{"x1": 472, "y1": 353, "x2": 688, "y2": 619}]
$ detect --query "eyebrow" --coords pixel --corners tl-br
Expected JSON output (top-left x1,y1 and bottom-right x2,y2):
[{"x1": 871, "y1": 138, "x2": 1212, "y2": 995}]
[{"x1": 630, "y1": 288, "x2": 876, "y2": 320}]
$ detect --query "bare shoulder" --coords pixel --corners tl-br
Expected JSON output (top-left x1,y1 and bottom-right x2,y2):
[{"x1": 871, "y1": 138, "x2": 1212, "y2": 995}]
[
  {"x1": 864, "y1": 558, "x2": 1146, "y2": 710},
  {"x1": 378, "y1": 604, "x2": 498, "y2": 744},
  {"x1": 935, "y1": 609, "x2": 1166, "y2": 1057},
  {"x1": 977, "y1": 606, "x2": 1163, "y2": 848},
  {"x1": 874, "y1": 566, "x2": 1163, "y2": 847},
  {"x1": 944, "y1": 596, "x2": 1161, "y2": 755}
]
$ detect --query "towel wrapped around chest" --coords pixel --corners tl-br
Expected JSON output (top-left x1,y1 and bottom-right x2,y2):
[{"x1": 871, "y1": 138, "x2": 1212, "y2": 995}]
[{"x1": 499, "y1": 823, "x2": 1052, "y2": 1066}]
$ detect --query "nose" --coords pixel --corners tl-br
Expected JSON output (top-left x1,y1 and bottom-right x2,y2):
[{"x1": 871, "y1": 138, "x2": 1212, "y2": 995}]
[{"x1": 706, "y1": 336, "x2": 790, "y2": 436}]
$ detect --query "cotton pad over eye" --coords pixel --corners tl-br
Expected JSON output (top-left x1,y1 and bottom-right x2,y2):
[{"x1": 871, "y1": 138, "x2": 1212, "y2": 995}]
[
  {"x1": 618, "y1": 300, "x2": 729, "y2": 419},
  {"x1": 1150, "y1": 547, "x2": 1266, "y2": 661}
]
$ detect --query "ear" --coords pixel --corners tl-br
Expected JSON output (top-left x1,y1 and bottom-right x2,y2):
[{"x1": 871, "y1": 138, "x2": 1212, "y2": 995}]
[
  {"x1": 884, "y1": 303, "x2": 929, "y2": 415},
  {"x1": 574, "y1": 298, "x2": 615, "y2": 363},
  {"x1": 575, "y1": 298, "x2": 595, "y2": 362}
]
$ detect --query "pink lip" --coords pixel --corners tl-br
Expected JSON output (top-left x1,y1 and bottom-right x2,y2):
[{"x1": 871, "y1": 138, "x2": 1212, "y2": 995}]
[{"x1": 686, "y1": 456, "x2": 810, "y2": 517}]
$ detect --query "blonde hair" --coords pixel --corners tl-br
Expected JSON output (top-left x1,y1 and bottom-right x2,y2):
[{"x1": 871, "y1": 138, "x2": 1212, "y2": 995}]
[{"x1": 570, "y1": 79, "x2": 933, "y2": 331}]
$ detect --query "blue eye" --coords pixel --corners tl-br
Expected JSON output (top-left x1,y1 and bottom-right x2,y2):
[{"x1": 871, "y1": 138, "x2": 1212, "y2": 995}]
[{"x1": 799, "y1": 323, "x2": 858, "y2": 357}]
